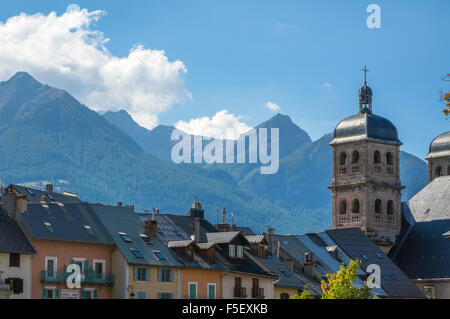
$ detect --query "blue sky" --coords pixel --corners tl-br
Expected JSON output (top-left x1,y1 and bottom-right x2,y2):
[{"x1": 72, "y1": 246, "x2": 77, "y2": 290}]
[{"x1": 0, "y1": 0, "x2": 449, "y2": 158}]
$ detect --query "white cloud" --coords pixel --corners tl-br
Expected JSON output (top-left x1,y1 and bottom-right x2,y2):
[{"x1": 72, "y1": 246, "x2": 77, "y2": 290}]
[
  {"x1": 321, "y1": 82, "x2": 332, "y2": 88},
  {"x1": 265, "y1": 101, "x2": 281, "y2": 112},
  {"x1": 0, "y1": 7, "x2": 190, "y2": 129},
  {"x1": 175, "y1": 109, "x2": 252, "y2": 139}
]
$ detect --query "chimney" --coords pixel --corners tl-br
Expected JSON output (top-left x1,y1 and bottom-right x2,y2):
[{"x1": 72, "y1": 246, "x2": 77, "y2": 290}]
[
  {"x1": 117, "y1": 202, "x2": 123, "y2": 207},
  {"x1": 303, "y1": 252, "x2": 315, "y2": 278},
  {"x1": 222, "y1": 208, "x2": 226, "y2": 224},
  {"x1": 156, "y1": 208, "x2": 160, "y2": 214},
  {"x1": 217, "y1": 208, "x2": 230, "y2": 232},
  {"x1": 46, "y1": 184, "x2": 53, "y2": 193},
  {"x1": 144, "y1": 208, "x2": 158, "y2": 238},
  {"x1": 193, "y1": 217, "x2": 200, "y2": 243},
  {"x1": 267, "y1": 227, "x2": 275, "y2": 254}
]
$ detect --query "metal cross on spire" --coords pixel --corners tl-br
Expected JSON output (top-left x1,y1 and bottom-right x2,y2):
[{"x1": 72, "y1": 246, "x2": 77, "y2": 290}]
[{"x1": 361, "y1": 65, "x2": 370, "y2": 85}]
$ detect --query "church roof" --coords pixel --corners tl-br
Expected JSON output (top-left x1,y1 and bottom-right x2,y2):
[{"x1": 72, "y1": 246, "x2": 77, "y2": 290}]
[
  {"x1": 406, "y1": 175, "x2": 450, "y2": 222},
  {"x1": 330, "y1": 112, "x2": 401, "y2": 145},
  {"x1": 425, "y1": 131, "x2": 450, "y2": 159}
]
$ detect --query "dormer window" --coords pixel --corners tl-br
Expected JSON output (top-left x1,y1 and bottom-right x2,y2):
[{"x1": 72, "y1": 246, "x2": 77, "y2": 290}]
[
  {"x1": 236, "y1": 245, "x2": 244, "y2": 258},
  {"x1": 229, "y1": 245, "x2": 236, "y2": 257},
  {"x1": 119, "y1": 232, "x2": 132, "y2": 243}
]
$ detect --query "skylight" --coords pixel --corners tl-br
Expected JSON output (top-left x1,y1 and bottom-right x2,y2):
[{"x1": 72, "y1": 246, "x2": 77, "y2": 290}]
[
  {"x1": 360, "y1": 254, "x2": 369, "y2": 260},
  {"x1": 43, "y1": 222, "x2": 54, "y2": 233},
  {"x1": 47, "y1": 194, "x2": 55, "y2": 201},
  {"x1": 375, "y1": 253, "x2": 383, "y2": 258},
  {"x1": 84, "y1": 225, "x2": 95, "y2": 236},
  {"x1": 130, "y1": 248, "x2": 144, "y2": 259},
  {"x1": 26, "y1": 188, "x2": 35, "y2": 196},
  {"x1": 281, "y1": 270, "x2": 291, "y2": 277},
  {"x1": 42, "y1": 204, "x2": 52, "y2": 216},
  {"x1": 390, "y1": 274, "x2": 398, "y2": 280},
  {"x1": 153, "y1": 250, "x2": 166, "y2": 260},
  {"x1": 119, "y1": 232, "x2": 132, "y2": 243},
  {"x1": 57, "y1": 202, "x2": 69, "y2": 214}
]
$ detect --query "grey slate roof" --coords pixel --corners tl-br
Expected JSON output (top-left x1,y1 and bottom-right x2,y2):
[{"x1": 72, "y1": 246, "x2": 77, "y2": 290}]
[
  {"x1": 0, "y1": 207, "x2": 35, "y2": 254},
  {"x1": 22, "y1": 202, "x2": 114, "y2": 244},
  {"x1": 330, "y1": 112, "x2": 401, "y2": 145},
  {"x1": 156, "y1": 213, "x2": 275, "y2": 278},
  {"x1": 206, "y1": 231, "x2": 242, "y2": 244},
  {"x1": 406, "y1": 176, "x2": 450, "y2": 222},
  {"x1": 326, "y1": 228, "x2": 425, "y2": 299},
  {"x1": 426, "y1": 131, "x2": 450, "y2": 159},
  {"x1": 392, "y1": 219, "x2": 450, "y2": 280},
  {"x1": 247, "y1": 251, "x2": 322, "y2": 296},
  {"x1": 11, "y1": 184, "x2": 81, "y2": 203},
  {"x1": 92, "y1": 205, "x2": 181, "y2": 267}
]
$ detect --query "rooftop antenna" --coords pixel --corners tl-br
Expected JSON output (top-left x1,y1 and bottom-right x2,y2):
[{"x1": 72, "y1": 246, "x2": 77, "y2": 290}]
[{"x1": 231, "y1": 212, "x2": 234, "y2": 226}]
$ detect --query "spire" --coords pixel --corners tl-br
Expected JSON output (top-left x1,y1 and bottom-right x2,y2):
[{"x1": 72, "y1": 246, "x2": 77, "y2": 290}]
[{"x1": 358, "y1": 65, "x2": 373, "y2": 114}]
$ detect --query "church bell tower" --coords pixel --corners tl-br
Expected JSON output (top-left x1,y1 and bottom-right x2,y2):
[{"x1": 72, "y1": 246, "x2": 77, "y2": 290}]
[{"x1": 328, "y1": 67, "x2": 403, "y2": 253}]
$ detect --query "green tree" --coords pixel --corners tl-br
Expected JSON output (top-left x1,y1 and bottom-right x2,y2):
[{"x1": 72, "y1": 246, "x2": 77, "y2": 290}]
[
  {"x1": 294, "y1": 259, "x2": 375, "y2": 299},
  {"x1": 442, "y1": 73, "x2": 450, "y2": 117}
]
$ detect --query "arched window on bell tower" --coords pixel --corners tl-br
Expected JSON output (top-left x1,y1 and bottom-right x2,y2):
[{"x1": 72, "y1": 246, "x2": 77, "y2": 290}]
[
  {"x1": 375, "y1": 199, "x2": 382, "y2": 223},
  {"x1": 387, "y1": 200, "x2": 394, "y2": 224},
  {"x1": 352, "y1": 199, "x2": 360, "y2": 214},
  {"x1": 352, "y1": 151, "x2": 360, "y2": 164},
  {"x1": 339, "y1": 152, "x2": 347, "y2": 165},
  {"x1": 374, "y1": 151, "x2": 381, "y2": 164},
  {"x1": 435, "y1": 166, "x2": 442, "y2": 178},
  {"x1": 386, "y1": 152, "x2": 393, "y2": 165},
  {"x1": 339, "y1": 200, "x2": 347, "y2": 214}
]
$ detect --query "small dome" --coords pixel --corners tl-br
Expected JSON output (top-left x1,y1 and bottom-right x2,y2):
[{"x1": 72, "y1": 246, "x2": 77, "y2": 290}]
[
  {"x1": 330, "y1": 112, "x2": 401, "y2": 145},
  {"x1": 426, "y1": 131, "x2": 450, "y2": 159},
  {"x1": 358, "y1": 85, "x2": 373, "y2": 97}
]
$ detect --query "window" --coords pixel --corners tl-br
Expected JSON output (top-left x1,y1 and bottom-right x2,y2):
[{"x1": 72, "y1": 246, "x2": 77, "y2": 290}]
[
  {"x1": 131, "y1": 248, "x2": 144, "y2": 259},
  {"x1": 360, "y1": 254, "x2": 368, "y2": 260},
  {"x1": 387, "y1": 200, "x2": 394, "y2": 215},
  {"x1": 42, "y1": 204, "x2": 52, "y2": 216},
  {"x1": 43, "y1": 221, "x2": 54, "y2": 233},
  {"x1": 9, "y1": 253, "x2": 20, "y2": 267},
  {"x1": 93, "y1": 260, "x2": 105, "y2": 275},
  {"x1": 84, "y1": 225, "x2": 95, "y2": 236},
  {"x1": 71, "y1": 258, "x2": 87, "y2": 273},
  {"x1": 352, "y1": 150, "x2": 360, "y2": 164},
  {"x1": 386, "y1": 152, "x2": 393, "y2": 165},
  {"x1": 153, "y1": 250, "x2": 166, "y2": 260},
  {"x1": 43, "y1": 287, "x2": 58, "y2": 299},
  {"x1": 352, "y1": 199, "x2": 360, "y2": 214},
  {"x1": 7, "y1": 278, "x2": 24, "y2": 295},
  {"x1": 339, "y1": 152, "x2": 347, "y2": 165},
  {"x1": 375, "y1": 253, "x2": 383, "y2": 259},
  {"x1": 134, "y1": 267, "x2": 150, "y2": 281},
  {"x1": 375, "y1": 199, "x2": 382, "y2": 215},
  {"x1": 208, "y1": 283, "x2": 216, "y2": 299},
  {"x1": 26, "y1": 188, "x2": 35, "y2": 196},
  {"x1": 424, "y1": 286, "x2": 436, "y2": 299},
  {"x1": 119, "y1": 232, "x2": 132, "y2": 243},
  {"x1": 448, "y1": 165, "x2": 450, "y2": 175},
  {"x1": 236, "y1": 245, "x2": 244, "y2": 258},
  {"x1": 339, "y1": 200, "x2": 347, "y2": 215},
  {"x1": 374, "y1": 150, "x2": 381, "y2": 164},
  {"x1": 188, "y1": 282, "x2": 197, "y2": 299},
  {"x1": 158, "y1": 268, "x2": 174, "y2": 282},
  {"x1": 281, "y1": 270, "x2": 291, "y2": 277},
  {"x1": 57, "y1": 202, "x2": 69, "y2": 214},
  {"x1": 137, "y1": 291, "x2": 147, "y2": 299},
  {"x1": 158, "y1": 292, "x2": 173, "y2": 299},
  {"x1": 435, "y1": 166, "x2": 442, "y2": 177},
  {"x1": 280, "y1": 293, "x2": 290, "y2": 299},
  {"x1": 390, "y1": 274, "x2": 398, "y2": 280},
  {"x1": 229, "y1": 245, "x2": 236, "y2": 257},
  {"x1": 47, "y1": 194, "x2": 55, "y2": 201},
  {"x1": 82, "y1": 288, "x2": 97, "y2": 299},
  {"x1": 45, "y1": 257, "x2": 57, "y2": 280}
]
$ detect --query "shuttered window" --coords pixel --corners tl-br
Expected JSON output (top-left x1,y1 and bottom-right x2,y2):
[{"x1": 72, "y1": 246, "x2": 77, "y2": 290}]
[
  {"x1": 188, "y1": 283, "x2": 197, "y2": 299},
  {"x1": 208, "y1": 284, "x2": 216, "y2": 299},
  {"x1": 134, "y1": 267, "x2": 150, "y2": 281},
  {"x1": 158, "y1": 269, "x2": 174, "y2": 282}
]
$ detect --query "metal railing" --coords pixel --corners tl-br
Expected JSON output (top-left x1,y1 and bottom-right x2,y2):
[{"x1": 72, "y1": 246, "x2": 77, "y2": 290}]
[
  {"x1": 252, "y1": 287, "x2": 264, "y2": 298},
  {"x1": 41, "y1": 271, "x2": 114, "y2": 285},
  {"x1": 234, "y1": 287, "x2": 247, "y2": 298}
]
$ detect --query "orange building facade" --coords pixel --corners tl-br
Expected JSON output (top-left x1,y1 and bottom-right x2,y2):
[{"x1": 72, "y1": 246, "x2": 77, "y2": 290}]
[
  {"x1": 31, "y1": 240, "x2": 115, "y2": 299},
  {"x1": 181, "y1": 268, "x2": 223, "y2": 299}
]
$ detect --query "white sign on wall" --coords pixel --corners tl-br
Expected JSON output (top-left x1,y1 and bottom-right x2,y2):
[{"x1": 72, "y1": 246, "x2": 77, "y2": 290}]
[{"x1": 61, "y1": 289, "x2": 80, "y2": 299}]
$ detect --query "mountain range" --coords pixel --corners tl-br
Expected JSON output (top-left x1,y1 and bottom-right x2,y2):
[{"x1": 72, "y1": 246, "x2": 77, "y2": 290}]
[{"x1": 0, "y1": 72, "x2": 428, "y2": 234}]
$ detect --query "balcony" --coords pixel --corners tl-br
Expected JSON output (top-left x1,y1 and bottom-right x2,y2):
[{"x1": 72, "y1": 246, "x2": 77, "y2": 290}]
[
  {"x1": 387, "y1": 166, "x2": 394, "y2": 175},
  {"x1": 252, "y1": 287, "x2": 264, "y2": 299},
  {"x1": 337, "y1": 215, "x2": 347, "y2": 225},
  {"x1": 234, "y1": 287, "x2": 247, "y2": 298},
  {"x1": 387, "y1": 215, "x2": 395, "y2": 224},
  {"x1": 374, "y1": 164, "x2": 381, "y2": 173},
  {"x1": 351, "y1": 214, "x2": 360, "y2": 223},
  {"x1": 41, "y1": 271, "x2": 114, "y2": 285},
  {"x1": 339, "y1": 166, "x2": 347, "y2": 175},
  {"x1": 351, "y1": 165, "x2": 360, "y2": 173}
]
